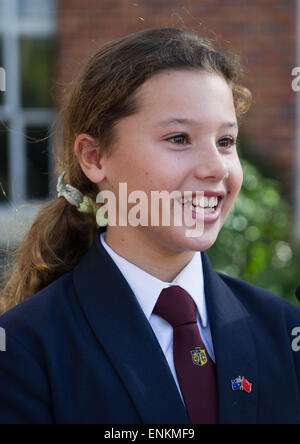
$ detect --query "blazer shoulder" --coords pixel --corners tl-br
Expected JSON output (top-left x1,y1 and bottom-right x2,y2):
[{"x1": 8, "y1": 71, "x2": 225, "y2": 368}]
[
  {"x1": 217, "y1": 272, "x2": 300, "y2": 321},
  {"x1": 0, "y1": 276, "x2": 75, "y2": 424},
  {"x1": 0, "y1": 271, "x2": 76, "y2": 352}
]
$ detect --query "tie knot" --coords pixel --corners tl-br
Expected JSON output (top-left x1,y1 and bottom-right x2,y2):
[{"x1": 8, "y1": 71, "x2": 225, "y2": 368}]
[{"x1": 153, "y1": 285, "x2": 197, "y2": 328}]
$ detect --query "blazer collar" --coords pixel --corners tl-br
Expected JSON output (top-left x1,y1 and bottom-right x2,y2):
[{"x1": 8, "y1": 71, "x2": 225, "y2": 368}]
[
  {"x1": 201, "y1": 252, "x2": 258, "y2": 424},
  {"x1": 73, "y1": 229, "x2": 190, "y2": 424},
  {"x1": 73, "y1": 228, "x2": 258, "y2": 424}
]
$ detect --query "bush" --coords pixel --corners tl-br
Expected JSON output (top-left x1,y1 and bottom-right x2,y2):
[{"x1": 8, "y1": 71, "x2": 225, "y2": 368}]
[{"x1": 207, "y1": 158, "x2": 300, "y2": 306}]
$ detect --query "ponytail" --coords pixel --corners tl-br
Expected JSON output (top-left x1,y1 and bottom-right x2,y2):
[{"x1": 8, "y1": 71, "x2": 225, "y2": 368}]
[{"x1": 1, "y1": 195, "x2": 99, "y2": 313}]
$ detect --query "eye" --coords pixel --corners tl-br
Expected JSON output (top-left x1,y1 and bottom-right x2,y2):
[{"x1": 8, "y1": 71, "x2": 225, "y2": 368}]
[
  {"x1": 217, "y1": 136, "x2": 236, "y2": 149},
  {"x1": 166, "y1": 133, "x2": 190, "y2": 146}
]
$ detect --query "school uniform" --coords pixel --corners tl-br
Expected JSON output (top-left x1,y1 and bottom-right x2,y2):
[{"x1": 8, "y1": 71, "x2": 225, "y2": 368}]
[{"x1": 0, "y1": 227, "x2": 300, "y2": 424}]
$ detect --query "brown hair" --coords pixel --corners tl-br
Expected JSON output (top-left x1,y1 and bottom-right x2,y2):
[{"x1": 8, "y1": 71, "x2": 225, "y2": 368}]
[{"x1": 1, "y1": 26, "x2": 252, "y2": 313}]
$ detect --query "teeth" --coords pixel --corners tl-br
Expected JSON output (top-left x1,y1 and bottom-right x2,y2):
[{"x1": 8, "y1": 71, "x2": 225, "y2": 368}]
[
  {"x1": 180, "y1": 197, "x2": 219, "y2": 215},
  {"x1": 193, "y1": 197, "x2": 209, "y2": 207},
  {"x1": 183, "y1": 196, "x2": 218, "y2": 208},
  {"x1": 209, "y1": 197, "x2": 218, "y2": 208},
  {"x1": 194, "y1": 207, "x2": 215, "y2": 214}
]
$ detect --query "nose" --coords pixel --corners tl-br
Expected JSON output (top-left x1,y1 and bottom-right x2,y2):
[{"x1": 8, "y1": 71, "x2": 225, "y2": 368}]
[{"x1": 193, "y1": 141, "x2": 229, "y2": 181}]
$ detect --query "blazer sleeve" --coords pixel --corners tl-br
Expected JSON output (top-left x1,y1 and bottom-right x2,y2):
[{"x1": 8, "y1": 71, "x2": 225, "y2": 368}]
[{"x1": 0, "y1": 333, "x2": 53, "y2": 424}]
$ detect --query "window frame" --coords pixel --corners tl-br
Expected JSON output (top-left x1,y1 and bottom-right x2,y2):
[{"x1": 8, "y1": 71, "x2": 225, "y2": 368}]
[{"x1": 0, "y1": 0, "x2": 56, "y2": 244}]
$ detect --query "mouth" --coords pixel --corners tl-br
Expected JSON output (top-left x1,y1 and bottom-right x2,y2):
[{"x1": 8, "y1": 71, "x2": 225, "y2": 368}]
[{"x1": 177, "y1": 193, "x2": 225, "y2": 214}]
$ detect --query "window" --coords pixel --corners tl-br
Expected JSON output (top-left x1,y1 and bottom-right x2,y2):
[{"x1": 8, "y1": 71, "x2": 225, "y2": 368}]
[
  {"x1": 20, "y1": 37, "x2": 55, "y2": 109},
  {"x1": 26, "y1": 126, "x2": 50, "y2": 199},
  {"x1": 17, "y1": 0, "x2": 56, "y2": 19},
  {"x1": 0, "y1": 122, "x2": 9, "y2": 203},
  {"x1": 0, "y1": 37, "x2": 4, "y2": 106},
  {"x1": 0, "y1": 0, "x2": 56, "y2": 243}
]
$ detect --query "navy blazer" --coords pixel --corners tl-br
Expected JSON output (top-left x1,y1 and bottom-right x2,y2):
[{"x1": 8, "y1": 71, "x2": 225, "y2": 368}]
[{"x1": 1, "y1": 228, "x2": 300, "y2": 424}]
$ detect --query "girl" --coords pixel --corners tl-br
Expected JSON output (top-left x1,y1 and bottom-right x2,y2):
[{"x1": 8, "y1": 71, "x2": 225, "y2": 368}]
[{"x1": 1, "y1": 26, "x2": 300, "y2": 425}]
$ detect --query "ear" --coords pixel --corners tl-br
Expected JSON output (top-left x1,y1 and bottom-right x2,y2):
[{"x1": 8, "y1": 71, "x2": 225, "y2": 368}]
[{"x1": 74, "y1": 134, "x2": 105, "y2": 184}]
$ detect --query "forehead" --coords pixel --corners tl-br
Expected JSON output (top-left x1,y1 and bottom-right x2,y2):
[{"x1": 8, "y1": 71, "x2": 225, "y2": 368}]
[{"x1": 133, "y1": 69, "x2": 237, "y2": 126}]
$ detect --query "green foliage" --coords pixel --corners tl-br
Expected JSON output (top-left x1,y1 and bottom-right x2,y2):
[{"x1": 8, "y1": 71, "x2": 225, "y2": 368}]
[
  {"x1": 207, "y1": 158, "x2": 300, "y2": 306},
  {"x1": 20, "y1": 37, "x2": 54, "y2": 108}
]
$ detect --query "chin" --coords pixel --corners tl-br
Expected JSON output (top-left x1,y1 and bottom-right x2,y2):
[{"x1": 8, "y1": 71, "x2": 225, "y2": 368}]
[
  {"x1": 180, "y1": 232, "x2": 219, "y2": 252},
  {"x1": 148, "y1": 224, "x2": 221, "y2": 253},
  {"x1": 179, "y1": 219, "x2": 222, "y2": 251}
]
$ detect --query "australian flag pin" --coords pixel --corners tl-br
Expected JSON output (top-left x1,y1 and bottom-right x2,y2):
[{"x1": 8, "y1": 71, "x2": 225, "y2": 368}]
[{"x1": 231, "y1": 376, "x2": 252, "y2": 394}]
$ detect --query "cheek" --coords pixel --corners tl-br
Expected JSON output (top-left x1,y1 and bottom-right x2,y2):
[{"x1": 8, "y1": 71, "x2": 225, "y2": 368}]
[{"x1": 229, "y1": 159, "x2": 243, "y2": 196}]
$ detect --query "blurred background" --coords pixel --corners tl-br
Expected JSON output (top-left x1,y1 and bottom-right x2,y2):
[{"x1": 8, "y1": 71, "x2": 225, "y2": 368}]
[{"x1": 0, "y1": 0, "x2": 300, "y2": 304}]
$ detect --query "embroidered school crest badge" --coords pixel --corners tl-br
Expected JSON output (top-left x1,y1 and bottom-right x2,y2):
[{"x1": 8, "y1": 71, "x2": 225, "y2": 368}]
[{"x1": 190, "y1": 347, "x2": 208, "y2": 366}]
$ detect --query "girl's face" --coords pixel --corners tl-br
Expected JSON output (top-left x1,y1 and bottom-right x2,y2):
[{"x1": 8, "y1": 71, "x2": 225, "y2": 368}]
[{"x1": 101, "y1": 69, "x2": 243, "y2": 253}]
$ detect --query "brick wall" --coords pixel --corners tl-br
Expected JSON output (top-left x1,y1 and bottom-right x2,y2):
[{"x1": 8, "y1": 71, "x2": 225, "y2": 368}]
[{"x1": 56, "y1": 0, "x2": 297, "y2": 200}]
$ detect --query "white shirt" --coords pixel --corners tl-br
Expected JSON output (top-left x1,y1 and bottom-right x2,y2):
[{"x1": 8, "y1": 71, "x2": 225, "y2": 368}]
[{"x1": 100, "y1": 232, "x2": 215, "y2": 403}]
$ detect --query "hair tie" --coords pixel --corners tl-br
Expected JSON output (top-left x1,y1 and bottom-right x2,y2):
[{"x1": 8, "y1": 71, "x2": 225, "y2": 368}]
[{"x1": 57, "y1": 171, "x2": 84, "y2": 208}]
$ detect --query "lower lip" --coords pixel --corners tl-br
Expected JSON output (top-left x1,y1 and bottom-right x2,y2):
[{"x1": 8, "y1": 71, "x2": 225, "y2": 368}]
[{"x1": 181, "y1": 198, "x2": 223, "y2": 224}]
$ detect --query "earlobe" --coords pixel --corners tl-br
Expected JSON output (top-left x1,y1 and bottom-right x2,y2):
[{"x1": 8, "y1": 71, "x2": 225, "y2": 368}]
[{"x1": 74, "y1": 133, "x2": 106, "y2": 184}]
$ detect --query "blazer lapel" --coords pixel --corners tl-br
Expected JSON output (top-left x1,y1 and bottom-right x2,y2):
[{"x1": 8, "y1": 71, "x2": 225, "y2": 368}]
[
  {"x1": 73, "y1": 229, "x2": 190, "y2": 424},
  {"x1": 201, "y1": 252, "x2": 258, "y2": 424}
]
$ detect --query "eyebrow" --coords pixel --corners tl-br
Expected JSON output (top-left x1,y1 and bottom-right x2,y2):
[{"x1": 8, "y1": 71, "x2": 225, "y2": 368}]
[{"x1": 154, "y1": 117, "x2": 238, "y2": 130}]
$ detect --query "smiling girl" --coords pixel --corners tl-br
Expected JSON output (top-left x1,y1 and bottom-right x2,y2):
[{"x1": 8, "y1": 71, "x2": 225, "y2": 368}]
[{"x1": 1, "y1": 27, "x2": 300, "y2": 425}]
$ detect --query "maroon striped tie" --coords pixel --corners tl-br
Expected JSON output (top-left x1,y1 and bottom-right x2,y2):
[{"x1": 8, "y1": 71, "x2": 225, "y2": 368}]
[{"x1": 153, "y1": 285, "x2": 218, "y2": 424}]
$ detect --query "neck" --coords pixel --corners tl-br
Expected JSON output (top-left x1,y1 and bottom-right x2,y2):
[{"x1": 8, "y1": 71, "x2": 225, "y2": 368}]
[{"x1": 104, "y1": 226, "x2": 195, "y2": 282}]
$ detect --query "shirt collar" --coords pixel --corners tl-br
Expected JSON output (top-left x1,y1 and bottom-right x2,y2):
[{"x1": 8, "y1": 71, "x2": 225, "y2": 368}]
[{"x1": 100, "y1": 232, "x2": 208, "y2": 328}]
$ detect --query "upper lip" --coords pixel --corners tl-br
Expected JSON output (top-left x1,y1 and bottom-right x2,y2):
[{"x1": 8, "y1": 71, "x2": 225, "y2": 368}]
[
  {"x1": 193, "y1": 190, "x2": 226, "y2": 198},
  {"x1": 180, "y1": 190, "x2": 226, "y2": 200}
]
